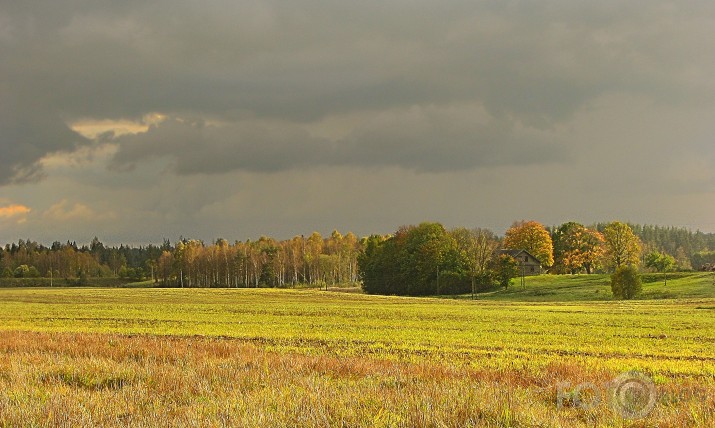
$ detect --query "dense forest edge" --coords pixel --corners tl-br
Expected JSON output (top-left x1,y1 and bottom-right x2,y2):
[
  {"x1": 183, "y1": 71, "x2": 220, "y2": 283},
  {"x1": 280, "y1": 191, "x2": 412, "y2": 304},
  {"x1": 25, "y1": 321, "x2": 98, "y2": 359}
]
[{"x1": 1, "y1": 222, "x2": 715, "y2": 298}]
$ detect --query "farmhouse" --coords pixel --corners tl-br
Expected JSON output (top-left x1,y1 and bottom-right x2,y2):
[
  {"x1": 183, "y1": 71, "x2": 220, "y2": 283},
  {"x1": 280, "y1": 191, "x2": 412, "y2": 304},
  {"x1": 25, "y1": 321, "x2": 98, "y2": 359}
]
[{"x1": 498, "y1": 249, "x2": 542, "y2": 276}]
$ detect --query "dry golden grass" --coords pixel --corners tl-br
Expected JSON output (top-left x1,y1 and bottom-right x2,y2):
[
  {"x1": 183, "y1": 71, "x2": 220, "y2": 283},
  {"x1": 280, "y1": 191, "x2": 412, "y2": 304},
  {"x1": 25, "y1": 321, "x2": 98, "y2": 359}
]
[
  {"x1": 1, "y1": 330, "x2": 713, "y2": 427},
  {"x1": 2, "y1": 288, "x2": 714, "y2": 426}
]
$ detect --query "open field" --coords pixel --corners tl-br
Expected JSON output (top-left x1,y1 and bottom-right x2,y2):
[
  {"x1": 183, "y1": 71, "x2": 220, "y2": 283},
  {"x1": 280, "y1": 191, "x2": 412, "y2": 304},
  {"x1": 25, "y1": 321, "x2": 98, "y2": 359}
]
[{"x1": 1, "y1": 287, "x2": 715, "y2": 427}]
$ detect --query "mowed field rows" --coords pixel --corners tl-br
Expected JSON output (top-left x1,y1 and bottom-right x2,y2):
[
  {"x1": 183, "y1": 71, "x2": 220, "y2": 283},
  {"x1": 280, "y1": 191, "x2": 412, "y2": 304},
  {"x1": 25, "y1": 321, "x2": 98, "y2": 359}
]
[{"x1": 1, "y1": 287, "x2": 714, "y2": 427}]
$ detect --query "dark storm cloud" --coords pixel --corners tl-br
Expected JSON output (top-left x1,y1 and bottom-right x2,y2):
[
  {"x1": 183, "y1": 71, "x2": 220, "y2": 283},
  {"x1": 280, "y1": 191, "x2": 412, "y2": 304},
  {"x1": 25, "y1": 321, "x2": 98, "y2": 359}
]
[
  {"x1": 0, "y1": 89, "x2": 90, "y2": 184},
  {"x1": 109, "y1": 107, "x2": 565, "y2": 174},
  {"x1": 109, "y1": 118, "x2": 333, "y2": 174},
  {"x1": 1, "y1": 1, "x2": 713, "y2": 185},
  {"x1": 337, "y1": 106, "x2": 564, "y2": 172}
]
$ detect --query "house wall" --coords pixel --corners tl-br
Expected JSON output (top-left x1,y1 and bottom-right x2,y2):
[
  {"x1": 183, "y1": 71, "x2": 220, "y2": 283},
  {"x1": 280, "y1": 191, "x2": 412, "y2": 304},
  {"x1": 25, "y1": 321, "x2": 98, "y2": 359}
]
[
  {"x1": 497, "y1": 250, "x2": 542, "y2": 276},
  {"x1": 519, "y1": 262, "x2": 541, "y2": 276},
  {"x1": 516, "y1": 254, "x2": 541, "y2": 276}
]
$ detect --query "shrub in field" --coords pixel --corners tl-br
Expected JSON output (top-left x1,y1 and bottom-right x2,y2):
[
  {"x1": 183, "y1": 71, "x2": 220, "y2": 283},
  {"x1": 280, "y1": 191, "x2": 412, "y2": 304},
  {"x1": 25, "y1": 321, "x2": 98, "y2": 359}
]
[{"x1": 611, "y1": 265, "x2": 642, "y2": 299}]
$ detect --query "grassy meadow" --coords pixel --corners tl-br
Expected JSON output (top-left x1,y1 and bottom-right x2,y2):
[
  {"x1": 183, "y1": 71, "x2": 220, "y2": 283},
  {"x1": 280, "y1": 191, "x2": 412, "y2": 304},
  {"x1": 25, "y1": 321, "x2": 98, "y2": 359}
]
[
  {"x1": 472, "y1": 271, "x2": 715, "y2": 302},
  {"x1": 1, "y1": 275, "x2": 715, "y2": 426}
]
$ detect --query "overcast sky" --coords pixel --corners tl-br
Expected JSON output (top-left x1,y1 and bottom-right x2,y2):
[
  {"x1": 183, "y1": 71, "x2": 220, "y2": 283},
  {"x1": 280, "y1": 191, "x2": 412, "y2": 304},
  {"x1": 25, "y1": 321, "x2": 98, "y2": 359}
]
[{"x1": 1, "y1": 1, "x2": 714, "y2": 245}]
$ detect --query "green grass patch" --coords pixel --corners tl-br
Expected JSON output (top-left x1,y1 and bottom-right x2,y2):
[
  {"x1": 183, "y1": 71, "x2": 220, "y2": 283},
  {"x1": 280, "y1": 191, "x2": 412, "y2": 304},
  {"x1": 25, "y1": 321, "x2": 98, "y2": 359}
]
[
  {"x1": 1, "y1": 287, "x2": 714, "y2": 376},
  {"x1": 466, "y1": 272, "x2": 715, "y2": 302}
]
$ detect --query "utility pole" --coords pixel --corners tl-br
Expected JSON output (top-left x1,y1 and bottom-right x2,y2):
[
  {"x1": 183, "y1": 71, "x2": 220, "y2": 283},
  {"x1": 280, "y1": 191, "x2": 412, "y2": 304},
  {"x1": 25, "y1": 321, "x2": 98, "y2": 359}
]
[
  {"x1": 471, "y1": 275, "x2": 475, "y2": 300},
  {"x1": 436, "y1": 266, "x2": 440, "y2": 295}
]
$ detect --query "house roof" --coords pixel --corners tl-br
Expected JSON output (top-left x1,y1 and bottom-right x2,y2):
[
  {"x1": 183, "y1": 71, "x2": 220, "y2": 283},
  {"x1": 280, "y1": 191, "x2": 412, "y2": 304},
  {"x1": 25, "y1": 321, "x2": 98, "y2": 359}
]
[{"x1": 497, "y1": 249, "x2": 541, "y2": 263}]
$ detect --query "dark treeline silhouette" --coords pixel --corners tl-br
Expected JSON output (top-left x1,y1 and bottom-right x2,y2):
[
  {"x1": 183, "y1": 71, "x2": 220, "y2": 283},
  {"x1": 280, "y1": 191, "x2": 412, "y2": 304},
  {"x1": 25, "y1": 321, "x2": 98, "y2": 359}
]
[{"x1": 0, "y1": 238, "x2": 166, "y2": 282}]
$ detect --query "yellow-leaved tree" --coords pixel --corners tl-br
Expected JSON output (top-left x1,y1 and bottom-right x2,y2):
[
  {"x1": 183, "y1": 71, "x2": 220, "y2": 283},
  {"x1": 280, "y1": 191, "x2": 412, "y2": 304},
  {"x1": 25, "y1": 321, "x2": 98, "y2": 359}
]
[
  {"x1": 503, "y1": 220, "x2": 554, "y2": 268},
  {"x1": 602, "y1": 221, "x2": 642, "y2": 269}
]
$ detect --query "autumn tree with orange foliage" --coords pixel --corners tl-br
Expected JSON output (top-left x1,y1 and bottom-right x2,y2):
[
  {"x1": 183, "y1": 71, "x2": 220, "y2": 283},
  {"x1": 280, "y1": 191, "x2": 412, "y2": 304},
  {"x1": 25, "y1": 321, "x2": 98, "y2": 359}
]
[
  {"x1": 552, "y1": 222, "x2": 605, "y2": 274},
  {"x1": 503, "y1": 220, "x2": 554, "y2": 268}
]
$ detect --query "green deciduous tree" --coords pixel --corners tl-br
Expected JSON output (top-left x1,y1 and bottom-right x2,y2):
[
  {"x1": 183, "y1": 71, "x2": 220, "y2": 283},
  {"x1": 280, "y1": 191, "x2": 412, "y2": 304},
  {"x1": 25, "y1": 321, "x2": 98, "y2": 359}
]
[
  {"x1": 399, "y1": 223, "x2": 467, "y2": 296},
  {"x1": 611, "y1": 265, "x2": 642, "y2": 299},
  {"x1": 13, "y1": 264, "x2": 30, "y2": 278},
  {"x1": 491, "y1": 254, "x2": 519, "y2": 289},
  {"x1": 27, "y1": 266, "x2": 41, "y2": 278},
  {"x1": 602, "y1": 222, "x2": 642, "y2": 269},
  {"x1": 359, "y1": 223, "x2": 469, "y2": 296},
  {"x1": 450, "y1": 227, "x2": 499, "y2": 296},
  {"x1": 645, "y1": 251, "x2": 675, "y2": 285},
  {"x1": 358, "y1": 234, "x2": 399, "y2": 295}
]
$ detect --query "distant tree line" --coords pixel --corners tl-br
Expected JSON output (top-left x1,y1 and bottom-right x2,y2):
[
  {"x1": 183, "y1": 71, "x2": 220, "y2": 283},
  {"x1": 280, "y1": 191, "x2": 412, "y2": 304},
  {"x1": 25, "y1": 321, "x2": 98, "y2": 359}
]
[
  {"x1": 0, "y1": 232, "x2": 361, "y2": 288},
  {"x1": 591, "y1": 223, "x2": 715, "y2": 271},
  {"x1": 0, "y1": 238, "x2": 165, "y2": 282},
  {"x1": 1, "y1": 221, "x2": 714, "y2": 291},
  {"x1": 158, "y1": 231, "x2": 361, "y2": 288}
]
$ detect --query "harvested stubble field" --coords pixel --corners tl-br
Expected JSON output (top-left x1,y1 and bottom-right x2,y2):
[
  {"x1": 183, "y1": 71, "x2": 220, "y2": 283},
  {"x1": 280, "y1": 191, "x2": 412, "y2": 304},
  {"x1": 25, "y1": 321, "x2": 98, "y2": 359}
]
[{"x1": 0, "y1": 287, "x2": 714, "y2": 427}]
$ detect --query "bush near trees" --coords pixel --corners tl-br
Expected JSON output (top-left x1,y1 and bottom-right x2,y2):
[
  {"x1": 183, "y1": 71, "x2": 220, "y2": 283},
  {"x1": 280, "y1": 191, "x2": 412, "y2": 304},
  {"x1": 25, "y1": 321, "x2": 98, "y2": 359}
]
[
  {"x1": 118, "y1": 266, "x2": 146, "y2": 282},
  {"x1": 10, "y1": 264, "x2": 41, "y2": 278},
  {"x1": 611, "y1": 265, "x2": 643, "y2": 299}
]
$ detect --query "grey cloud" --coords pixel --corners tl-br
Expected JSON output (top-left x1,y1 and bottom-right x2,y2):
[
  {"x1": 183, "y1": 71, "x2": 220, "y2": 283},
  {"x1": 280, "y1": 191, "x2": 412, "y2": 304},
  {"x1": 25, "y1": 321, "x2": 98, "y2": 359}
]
[
  {"x1": 1, "y1": 0, "x2": 714, "y2": 184},
  {"x1": 338, "y1": 106, "x2": 565, "y2": 172},
  {"x1": 4, "y1": 1, "x2": 712, "y2": 121},
  {"x1": 0, "y1": 89, "x2": 90, "y2": 184},
  {"x1": 110, "y1": 118, "x2": 334, "y2": 174},
  {"x1": 110, "y1": 106, "x2": 566, "y2": 174}
]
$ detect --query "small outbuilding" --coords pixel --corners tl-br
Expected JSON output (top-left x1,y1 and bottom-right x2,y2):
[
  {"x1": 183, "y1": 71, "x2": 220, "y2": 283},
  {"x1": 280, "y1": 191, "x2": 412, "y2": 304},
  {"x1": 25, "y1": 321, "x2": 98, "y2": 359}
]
[{"x1": 497, "y1": 249, "x2": 543, "y2": 276}]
